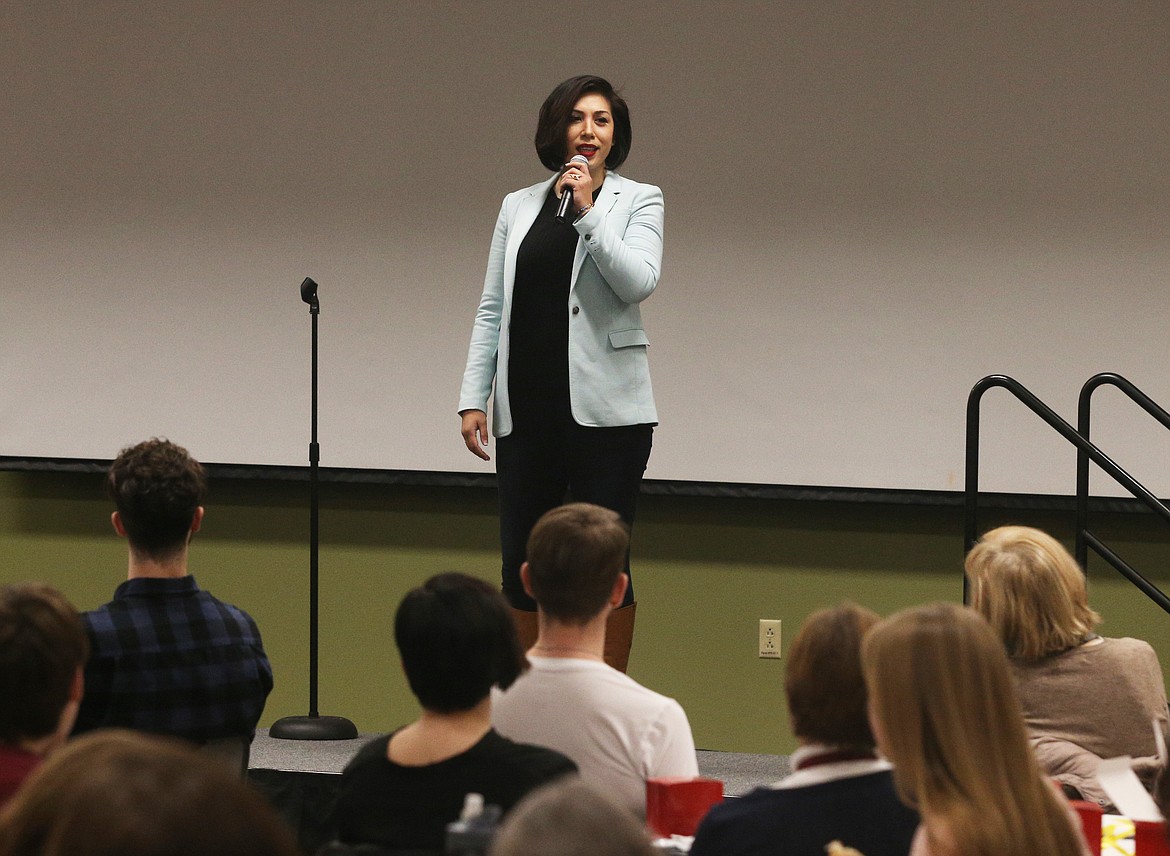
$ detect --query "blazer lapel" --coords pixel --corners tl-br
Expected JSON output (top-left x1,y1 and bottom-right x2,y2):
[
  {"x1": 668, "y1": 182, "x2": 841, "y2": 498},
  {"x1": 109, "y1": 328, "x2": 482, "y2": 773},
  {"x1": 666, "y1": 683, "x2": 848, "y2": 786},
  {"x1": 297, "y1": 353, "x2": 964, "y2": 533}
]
[{"x1": 503, "y1": 177, "x2": 556, "y2": 302}]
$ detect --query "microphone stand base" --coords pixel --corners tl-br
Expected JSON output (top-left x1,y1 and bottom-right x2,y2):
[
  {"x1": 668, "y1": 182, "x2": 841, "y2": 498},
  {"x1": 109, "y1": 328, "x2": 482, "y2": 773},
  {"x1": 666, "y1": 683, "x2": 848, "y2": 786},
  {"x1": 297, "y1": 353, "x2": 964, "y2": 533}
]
[{"x1": 269, "y1": 714, "x2": 359, "y2": 741}]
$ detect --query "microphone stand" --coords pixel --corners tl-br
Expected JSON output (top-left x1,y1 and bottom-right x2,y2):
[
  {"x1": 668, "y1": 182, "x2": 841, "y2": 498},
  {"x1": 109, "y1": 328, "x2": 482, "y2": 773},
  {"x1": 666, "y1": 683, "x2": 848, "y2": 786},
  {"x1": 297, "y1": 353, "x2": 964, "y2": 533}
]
[{"x1": 270, "y1": 277, "x2": 358, "y2": 741}]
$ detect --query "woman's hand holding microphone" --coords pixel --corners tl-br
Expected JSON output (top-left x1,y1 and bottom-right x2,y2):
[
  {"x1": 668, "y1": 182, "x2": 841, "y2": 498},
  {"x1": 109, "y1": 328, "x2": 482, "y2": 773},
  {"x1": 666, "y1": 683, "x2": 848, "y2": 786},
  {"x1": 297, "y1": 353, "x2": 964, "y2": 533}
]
[{"x1": 555, "y1": 155, "x2": 593, "y2": 222}]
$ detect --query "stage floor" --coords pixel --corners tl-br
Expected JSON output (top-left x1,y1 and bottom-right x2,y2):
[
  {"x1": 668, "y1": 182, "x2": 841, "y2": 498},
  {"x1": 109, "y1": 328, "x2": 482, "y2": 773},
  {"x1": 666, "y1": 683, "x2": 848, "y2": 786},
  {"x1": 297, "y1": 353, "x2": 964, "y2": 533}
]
[{"x1": 250, "y1": 728, "x2": 791, "y2": 796}]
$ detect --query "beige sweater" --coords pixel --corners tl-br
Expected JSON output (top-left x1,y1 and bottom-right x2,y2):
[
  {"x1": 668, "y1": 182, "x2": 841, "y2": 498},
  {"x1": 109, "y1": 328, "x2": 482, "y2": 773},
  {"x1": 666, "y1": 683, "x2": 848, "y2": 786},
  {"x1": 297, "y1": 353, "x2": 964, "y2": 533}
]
[{"x1": 1013, "y1": 636, "x2": 1168, "y2": 807}]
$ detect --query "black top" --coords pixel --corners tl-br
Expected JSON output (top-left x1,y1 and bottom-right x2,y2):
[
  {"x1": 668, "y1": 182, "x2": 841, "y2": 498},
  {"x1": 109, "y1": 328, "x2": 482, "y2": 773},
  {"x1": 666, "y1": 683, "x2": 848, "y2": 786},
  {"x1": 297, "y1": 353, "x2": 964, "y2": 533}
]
[
  {"x1": 508, "y1": 185, "x2": 600, "y2": 430},
  {"x1": 331, "y1": 728, "x2": 577, "y2": 852}
]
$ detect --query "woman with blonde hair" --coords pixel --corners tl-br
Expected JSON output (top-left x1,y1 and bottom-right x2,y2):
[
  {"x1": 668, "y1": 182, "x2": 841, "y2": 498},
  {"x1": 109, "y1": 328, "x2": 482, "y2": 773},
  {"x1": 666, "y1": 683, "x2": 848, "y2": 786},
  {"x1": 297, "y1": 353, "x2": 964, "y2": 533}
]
[
  {"x1": 862, "y1": 603, "x2": 1090, "y2": 856},
  {"x1": 966, "y1": 525, "x2": 1168, "y2": 806}
]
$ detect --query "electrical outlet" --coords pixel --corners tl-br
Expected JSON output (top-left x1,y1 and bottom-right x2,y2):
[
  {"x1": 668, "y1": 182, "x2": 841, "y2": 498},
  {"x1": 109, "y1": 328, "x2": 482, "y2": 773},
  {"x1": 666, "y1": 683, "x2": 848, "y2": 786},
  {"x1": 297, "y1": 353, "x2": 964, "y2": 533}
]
[{"x1": 758, "y1": 619, "x2": 781, "y2": 659}]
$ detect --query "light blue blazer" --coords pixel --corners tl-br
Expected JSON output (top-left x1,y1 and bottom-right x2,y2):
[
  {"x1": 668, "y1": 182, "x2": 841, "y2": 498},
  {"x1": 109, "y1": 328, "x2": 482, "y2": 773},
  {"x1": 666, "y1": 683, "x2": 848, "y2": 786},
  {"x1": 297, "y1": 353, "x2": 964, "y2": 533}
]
[{"x1": 459, "y1": 171, "x2": 663, "y2": 437}]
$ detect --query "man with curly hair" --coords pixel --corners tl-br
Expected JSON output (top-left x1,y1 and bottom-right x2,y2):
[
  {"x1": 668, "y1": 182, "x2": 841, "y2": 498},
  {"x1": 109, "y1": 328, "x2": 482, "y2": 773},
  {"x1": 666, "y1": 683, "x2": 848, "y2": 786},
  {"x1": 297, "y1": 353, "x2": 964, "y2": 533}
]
[{"x1": 73, "y1": 438, "x2": 272, "y2": 745}]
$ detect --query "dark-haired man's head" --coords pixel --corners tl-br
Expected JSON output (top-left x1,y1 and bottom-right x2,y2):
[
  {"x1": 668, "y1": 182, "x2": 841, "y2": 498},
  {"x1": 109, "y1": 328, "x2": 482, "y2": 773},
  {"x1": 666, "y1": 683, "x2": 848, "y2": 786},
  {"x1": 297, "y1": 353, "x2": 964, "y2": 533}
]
[
  {"x1": 395, "y1": 573, "x2": 526, "y2": 712},
  {"x1": 523, "y1": 503, "x2": 629, "y2": 624},
  {"x1": 106, "y1": 438, "x2": 206, "y2": 562},
  {"x1": 785, "y1": 602, "x2": 881, "y2": 749},
  {"x1": 0, "y1": 583, "x2": 87, "y2": 751}
]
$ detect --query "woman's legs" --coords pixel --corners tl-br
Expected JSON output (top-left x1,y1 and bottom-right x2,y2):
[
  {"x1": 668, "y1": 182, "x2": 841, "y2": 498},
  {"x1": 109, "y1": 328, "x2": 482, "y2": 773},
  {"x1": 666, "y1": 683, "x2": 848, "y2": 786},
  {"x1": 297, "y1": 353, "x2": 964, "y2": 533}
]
[
  {"x1": 495, "y1": 429, "x2": 568, "y2": 610},
  {"x1": 495, "y1": 421, "x2": 653, "y2": 611},
  {"x1": 565, "y1": 423, "x2": 653, "y2": 607}
]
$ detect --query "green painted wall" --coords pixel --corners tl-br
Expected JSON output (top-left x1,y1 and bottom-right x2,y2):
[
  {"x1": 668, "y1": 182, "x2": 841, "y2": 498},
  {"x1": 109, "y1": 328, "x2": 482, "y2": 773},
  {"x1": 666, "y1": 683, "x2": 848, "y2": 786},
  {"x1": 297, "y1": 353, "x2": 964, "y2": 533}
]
[{"x1": 2, "y1": 471, "x2": 1168, "y2": 756}]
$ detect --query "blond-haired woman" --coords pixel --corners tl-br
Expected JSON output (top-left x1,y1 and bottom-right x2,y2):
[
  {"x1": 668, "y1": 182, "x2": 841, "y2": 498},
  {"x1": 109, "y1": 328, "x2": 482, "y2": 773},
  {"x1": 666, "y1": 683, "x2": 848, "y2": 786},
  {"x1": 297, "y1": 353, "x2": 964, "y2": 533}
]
[
  {"x1": 967, "y1": 525, "x2": 1168, "y2": 807},
  {"x1": 863, "y1": 603, "x2": 1091, "y2": 856}
]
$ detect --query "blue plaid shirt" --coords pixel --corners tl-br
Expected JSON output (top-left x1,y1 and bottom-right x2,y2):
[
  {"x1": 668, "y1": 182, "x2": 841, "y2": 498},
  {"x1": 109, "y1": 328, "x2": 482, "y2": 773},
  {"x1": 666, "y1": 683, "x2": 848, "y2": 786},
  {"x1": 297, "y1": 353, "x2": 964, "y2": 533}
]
[{"x1": 74, "y1": 575, "x2": 273, "y2": 742}]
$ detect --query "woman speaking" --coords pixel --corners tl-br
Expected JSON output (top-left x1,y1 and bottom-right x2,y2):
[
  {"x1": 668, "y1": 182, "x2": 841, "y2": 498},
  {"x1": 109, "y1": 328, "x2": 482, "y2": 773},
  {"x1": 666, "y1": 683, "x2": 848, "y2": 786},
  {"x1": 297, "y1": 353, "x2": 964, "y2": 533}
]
[{"x1": 458, "y1": 75, "x2": 662, "y2": 672}]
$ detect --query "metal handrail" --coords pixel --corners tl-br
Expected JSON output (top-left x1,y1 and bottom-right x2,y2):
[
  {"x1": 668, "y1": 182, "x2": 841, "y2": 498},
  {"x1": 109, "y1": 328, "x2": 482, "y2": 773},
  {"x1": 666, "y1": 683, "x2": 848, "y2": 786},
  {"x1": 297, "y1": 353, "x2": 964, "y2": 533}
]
[
  {"x1": 1076, "y1": 372, "x2": 1170, "y2": 567},
  {"x1": 965, "y1": 374, "x2": 1170, "y2": 614}
]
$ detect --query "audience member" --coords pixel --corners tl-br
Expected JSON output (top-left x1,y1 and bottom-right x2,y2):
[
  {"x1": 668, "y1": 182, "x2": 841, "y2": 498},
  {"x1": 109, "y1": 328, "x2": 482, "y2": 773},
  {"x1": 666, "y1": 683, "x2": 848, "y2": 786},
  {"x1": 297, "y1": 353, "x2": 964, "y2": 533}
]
[
  {"x1": 72, "y1": 438, "x2": 272, "y2": 743},
  {"x1": 0, "y1": 584, "x2": 87, "y2": 808},
  {"x1": 967, "y1": 524, "x2": 1168, "y2": 807},
  {"x1": 0, "y1": 729, "x2": 299, "y2": 856},
  {"x1": 330, "y1": 572, "x2": 576, "y2": 853},
  {"x1": 488, "y1": 778, "x2": 655, "y2": 856},
  {"x1": 690, "y1": 603, "x2": 918, "y2": 856},
  {"x1": 862, "y1": 602, "x2": 1091, "y2": 856},
  {"x1": 491, "y1": 502, "x2": 698, "y2": 816}
]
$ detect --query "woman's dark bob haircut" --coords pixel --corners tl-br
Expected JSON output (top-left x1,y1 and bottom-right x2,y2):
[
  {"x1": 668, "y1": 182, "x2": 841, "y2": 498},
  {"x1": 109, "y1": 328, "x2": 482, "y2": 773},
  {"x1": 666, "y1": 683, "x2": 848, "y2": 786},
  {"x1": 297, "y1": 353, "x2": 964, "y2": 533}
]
[
  {"x1": 534, "y1": 75, "x2": 632, "y2": 172},
  {"x1": 395, "y1": 572, "x2": 526, "y2": 713}
]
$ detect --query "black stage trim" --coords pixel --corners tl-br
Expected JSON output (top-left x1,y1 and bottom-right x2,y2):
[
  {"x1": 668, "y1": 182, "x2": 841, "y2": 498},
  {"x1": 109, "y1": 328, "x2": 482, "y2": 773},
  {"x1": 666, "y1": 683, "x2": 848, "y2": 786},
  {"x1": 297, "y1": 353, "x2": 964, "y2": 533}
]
[{"x1": 1, "y1": 455, "x2": 1162, "y2": 513}]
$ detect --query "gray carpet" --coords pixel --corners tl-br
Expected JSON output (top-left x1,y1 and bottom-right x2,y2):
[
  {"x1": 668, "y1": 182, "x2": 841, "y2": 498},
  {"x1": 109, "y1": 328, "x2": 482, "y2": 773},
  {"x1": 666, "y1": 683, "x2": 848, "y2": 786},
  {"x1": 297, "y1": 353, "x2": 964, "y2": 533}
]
[{"x1": 250, "y1": 729, "x2": 790, "y2": 797}]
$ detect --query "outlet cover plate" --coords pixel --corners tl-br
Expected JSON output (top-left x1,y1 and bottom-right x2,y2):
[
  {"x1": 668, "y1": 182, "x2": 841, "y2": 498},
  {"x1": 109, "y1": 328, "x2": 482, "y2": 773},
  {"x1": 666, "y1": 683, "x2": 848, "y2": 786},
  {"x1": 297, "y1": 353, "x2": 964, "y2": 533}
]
[{"x1": 759, "y1": 619, "x2": 781, "y2": 659}]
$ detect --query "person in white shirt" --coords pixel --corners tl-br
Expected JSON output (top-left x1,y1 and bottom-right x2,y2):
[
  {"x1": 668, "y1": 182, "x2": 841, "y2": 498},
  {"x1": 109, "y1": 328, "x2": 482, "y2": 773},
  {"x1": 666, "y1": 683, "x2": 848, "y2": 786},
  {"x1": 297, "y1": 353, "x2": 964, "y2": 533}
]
[{"x1": 491, "y1": 502, "x2": 698, "y2": 816}]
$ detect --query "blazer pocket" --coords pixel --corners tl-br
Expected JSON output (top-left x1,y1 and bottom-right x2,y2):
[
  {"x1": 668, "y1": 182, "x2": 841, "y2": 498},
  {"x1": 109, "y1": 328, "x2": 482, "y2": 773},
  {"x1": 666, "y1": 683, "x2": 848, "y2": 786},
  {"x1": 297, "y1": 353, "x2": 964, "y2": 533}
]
[{"x1": 609, "y1": 328, "x2": 650, "y2": 349}]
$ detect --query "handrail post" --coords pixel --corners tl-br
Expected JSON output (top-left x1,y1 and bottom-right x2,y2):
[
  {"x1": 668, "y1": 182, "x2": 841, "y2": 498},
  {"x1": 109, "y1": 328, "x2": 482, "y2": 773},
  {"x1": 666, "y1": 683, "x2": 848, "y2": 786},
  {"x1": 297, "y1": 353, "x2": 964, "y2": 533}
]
[
  {"x1": 964, "y1": 375, "x2": 1003, "y2": 603},
  {"x1": 1078, "y1": 372, "x2": 1170, "y2": 571},
  {"x1": 1075, "y1": 381, "x2": 1093, "y2": 570}
]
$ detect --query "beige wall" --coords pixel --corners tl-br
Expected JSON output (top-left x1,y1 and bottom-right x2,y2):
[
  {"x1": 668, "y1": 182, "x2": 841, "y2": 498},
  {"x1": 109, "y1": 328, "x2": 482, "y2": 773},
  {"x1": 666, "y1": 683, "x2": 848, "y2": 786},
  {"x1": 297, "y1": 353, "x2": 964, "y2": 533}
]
[{"x1": 2, "y1": 470, "x2": 1167, "y2": 755}]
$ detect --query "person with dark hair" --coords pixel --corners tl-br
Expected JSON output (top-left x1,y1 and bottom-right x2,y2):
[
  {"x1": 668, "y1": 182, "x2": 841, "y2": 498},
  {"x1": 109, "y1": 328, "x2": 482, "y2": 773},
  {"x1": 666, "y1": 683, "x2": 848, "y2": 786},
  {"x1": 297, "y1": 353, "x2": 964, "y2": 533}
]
[
  {"x1": 72, "y1": 438, "x2": 272, "y2": 742},
  {"x1": 0, "y1": 729, "x2": 300, "y2": 856},
  {"x1": 491, "y1": 504, "x2": 697, "y2": 817},
  {"x1": 690, "y1": 604, "x2": 918, "y2": 856},
  {"x1": 0, "y1": 584, "x2": 87, "y2": 808},
  {"x1": 329, "y1": 573, "x2": 576, "y2": 853},
  {"x1": 458, "y1": 74, "x2": 663, "y2": 670}
]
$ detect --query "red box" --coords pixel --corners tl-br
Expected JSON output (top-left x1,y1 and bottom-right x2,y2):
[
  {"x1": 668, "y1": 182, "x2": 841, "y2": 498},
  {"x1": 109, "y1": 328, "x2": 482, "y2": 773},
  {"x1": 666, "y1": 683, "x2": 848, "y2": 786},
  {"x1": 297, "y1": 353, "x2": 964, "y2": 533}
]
[
  {"x1": 646, "y1": 777, "x2": 724, "y2": 838},
  {"x1": 1069, "y1": 801, "x2": 1102, "y2": 856},
  {"x1": 1135, "y1": 819, "x2": 1170, "y2": 856}
]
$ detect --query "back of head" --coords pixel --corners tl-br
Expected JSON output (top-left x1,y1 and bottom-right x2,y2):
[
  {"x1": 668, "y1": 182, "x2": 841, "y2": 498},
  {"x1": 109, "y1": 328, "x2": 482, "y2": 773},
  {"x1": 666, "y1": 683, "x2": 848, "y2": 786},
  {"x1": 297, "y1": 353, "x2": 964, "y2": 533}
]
[
  {"x1": 862, "y1": 603, "x2": 1084, "y2": 856},
  {"x1": 488, "y1": 778, "x2": 654, "y2": 856},
  {"x1": 0, "y1": 584, "x2": 87, "y2": 745},
  {"x1": 0, "y1": 730, "x2": 299, "y2": 856},
  {"x1": 396, "y1": 572, "x2": 525, "y2": 712},
  {"x1": 966, "y1": 525, "x2": 1100, "y2": 661},
  {"x1": 525, "y1": 503, "x2": 629, "y2": 623},
  {"x1": 106, "y1": 438, "x2": 207, "y2": 561},
  {"x1": 785, "y1": 602, "x2": 880, "y2": 748}
]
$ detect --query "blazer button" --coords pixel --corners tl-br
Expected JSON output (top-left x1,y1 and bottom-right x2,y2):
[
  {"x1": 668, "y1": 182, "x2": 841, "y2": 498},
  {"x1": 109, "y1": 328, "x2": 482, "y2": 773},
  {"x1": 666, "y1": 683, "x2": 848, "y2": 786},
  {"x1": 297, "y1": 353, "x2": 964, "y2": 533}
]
[
  {"x1": 584, "y1": 234, "x2": 592, "y2": 240},
  {"x1": 571, "y1": 306, "x2": 580, "y2": 315}
]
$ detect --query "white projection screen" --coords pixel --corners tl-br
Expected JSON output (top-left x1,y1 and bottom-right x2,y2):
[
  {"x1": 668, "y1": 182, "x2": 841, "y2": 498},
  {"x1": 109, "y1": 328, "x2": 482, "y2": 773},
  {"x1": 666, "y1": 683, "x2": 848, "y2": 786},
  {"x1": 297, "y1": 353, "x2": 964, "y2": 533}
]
[{"x1": 4, "y1": 2, "x2": 1169, "y2": 497}]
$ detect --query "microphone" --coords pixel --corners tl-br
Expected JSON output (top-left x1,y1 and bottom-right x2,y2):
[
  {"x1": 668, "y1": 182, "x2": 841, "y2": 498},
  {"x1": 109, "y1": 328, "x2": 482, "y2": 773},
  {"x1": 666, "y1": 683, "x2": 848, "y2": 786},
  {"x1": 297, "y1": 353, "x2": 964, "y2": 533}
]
[
  {"x1": 300, "y1": 277, "x2": 319, "y2": 305},
  {"x1": 555, "y1": 155, "x2": 590, "y2": 224},
  {"x1": 300, "y1": 277, "x2": 319, "y2": 314}
]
